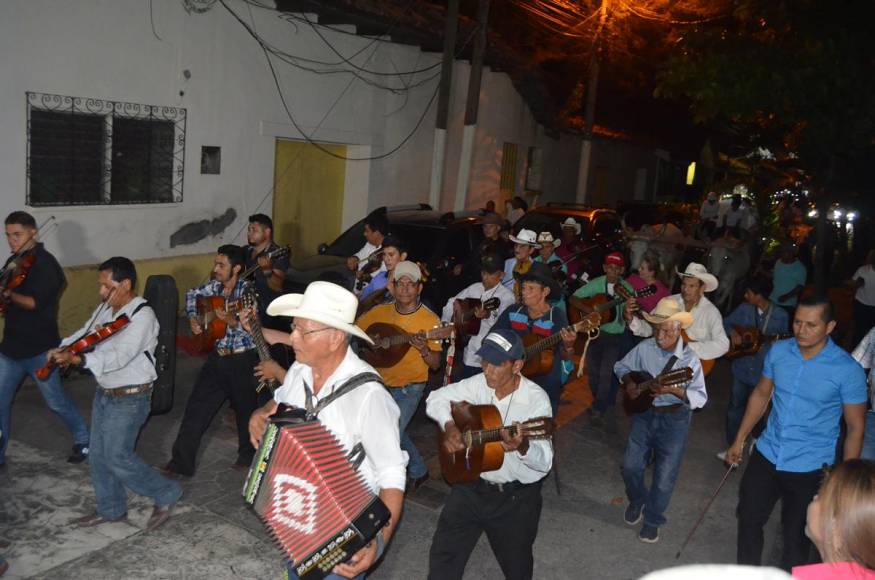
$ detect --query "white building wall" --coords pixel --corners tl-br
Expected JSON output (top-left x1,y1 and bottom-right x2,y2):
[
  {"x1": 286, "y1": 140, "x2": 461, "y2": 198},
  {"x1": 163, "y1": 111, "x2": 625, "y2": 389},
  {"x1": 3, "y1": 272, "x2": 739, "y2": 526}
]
[{"x1": 0, "y1": 0, "x2": 577, "y2": 266}]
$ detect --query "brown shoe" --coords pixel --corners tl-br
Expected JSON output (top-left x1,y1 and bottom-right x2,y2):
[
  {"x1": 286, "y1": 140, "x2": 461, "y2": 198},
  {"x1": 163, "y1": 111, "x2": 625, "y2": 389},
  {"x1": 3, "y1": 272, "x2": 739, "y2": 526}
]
[
  {"x1": 146, "y1": 503, "x2": 175, "y2": 532},
  {"x1": 72, "y1": 512, "x2": 127, "y2": 527}
]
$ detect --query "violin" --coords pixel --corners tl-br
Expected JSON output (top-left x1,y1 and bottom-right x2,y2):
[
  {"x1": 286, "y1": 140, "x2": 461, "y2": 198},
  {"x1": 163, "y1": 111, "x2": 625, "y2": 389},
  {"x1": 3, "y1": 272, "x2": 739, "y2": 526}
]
[
  {"x1": 0, "y1": 251, "x2": 37, "y2": 314},
  {"x1": 36, "y1": 315, "x2": 131, "y2": 380}
]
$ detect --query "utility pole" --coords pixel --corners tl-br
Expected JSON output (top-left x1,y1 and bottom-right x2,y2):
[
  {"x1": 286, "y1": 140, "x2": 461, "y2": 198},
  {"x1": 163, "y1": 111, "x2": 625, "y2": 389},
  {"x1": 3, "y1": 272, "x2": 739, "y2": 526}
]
[
  {"x1": 428, "y1": 0, "x2": 460, "y2": 210},
  {"x1": 575, "y1": 0, "x2": 609, "y2": 204},
  {"x1": 453, "y1": 0, "x2": 490, "y2": 212}
]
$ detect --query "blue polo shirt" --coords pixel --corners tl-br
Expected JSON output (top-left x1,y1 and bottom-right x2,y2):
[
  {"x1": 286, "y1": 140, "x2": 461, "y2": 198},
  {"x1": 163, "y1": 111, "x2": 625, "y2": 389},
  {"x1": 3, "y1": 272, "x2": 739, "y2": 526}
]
[{"x1": 756, "y1": 337, "x2": 867, "y2": 472}]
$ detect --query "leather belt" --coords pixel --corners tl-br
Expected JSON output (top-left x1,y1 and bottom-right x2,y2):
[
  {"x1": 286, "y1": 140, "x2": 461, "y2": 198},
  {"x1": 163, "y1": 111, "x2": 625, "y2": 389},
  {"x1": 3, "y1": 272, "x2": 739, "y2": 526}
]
[
  {"x1": 100, "y1": 383, "x2": 152, "y2": 397},
  {"x1": 474, "y1": 478, "x2": 541, "y2": 494},
  {"x1": 216, "y1": 346, "x2": 252, "y2": 357},
  {"x1": 653, "y1": 403, "x2": 684, "y2": 414}
]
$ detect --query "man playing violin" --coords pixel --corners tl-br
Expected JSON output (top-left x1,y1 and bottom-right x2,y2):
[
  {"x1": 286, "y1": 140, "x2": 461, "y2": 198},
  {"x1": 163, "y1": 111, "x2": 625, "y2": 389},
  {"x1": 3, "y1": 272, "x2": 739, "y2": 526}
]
[
  {"x1": 355, "y1": 261, "x2": 442, "y2": 492},
  {"x1": 165, "y1": 244, "x2": 259, "y2": 477},
  {"x1": 346, "y1": 210, "x2": 388, "y2": 292},
  {"x1": 425, "y1": 328, "x2": 553, "y2": 580},
  {"x1": 0, "y1": 211, "x2": 89, "y2": 466},
  {"x1": 49, "y1": 257, "x2": 182, "y2": 531},
  {"x1": 359, "y1": 235, "x2": 407, "y2": 302},
  {"x1": 614, "y1": 297, "x2": 706, "y2": 544},
  {"x1": 569, "y1": 252, "x2": 635, "y2": 419}
]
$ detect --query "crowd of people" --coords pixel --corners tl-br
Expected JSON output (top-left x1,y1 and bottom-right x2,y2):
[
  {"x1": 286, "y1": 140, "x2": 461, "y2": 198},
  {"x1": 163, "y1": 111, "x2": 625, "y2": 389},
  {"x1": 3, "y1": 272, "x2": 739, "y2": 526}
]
[{"x1": 2, "y1": 202, "x2": 875, "y2": 579}]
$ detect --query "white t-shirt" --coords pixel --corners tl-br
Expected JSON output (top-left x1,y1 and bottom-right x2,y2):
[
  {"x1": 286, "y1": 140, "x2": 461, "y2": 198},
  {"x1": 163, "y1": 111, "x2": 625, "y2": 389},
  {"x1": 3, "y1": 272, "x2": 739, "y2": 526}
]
[
  {"x1": 853, "y1": 265, "x2": 875, "y2": 306},
  {"x1": 440, "y1": 282, "x2": 515, "y2": 367}
]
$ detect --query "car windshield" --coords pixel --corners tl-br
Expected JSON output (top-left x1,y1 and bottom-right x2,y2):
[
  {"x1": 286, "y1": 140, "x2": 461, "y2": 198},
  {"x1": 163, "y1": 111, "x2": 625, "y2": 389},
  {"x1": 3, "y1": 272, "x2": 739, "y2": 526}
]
[{"x1": 515, "y1": 212, "x2": 592, "y2": 239}]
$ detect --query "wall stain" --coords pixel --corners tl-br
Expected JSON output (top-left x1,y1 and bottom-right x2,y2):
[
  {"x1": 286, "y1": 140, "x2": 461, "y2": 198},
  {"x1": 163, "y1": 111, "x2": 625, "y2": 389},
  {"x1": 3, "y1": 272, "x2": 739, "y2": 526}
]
[{"x1": 169, "y1": 208, "x2": 237, "y2": 248}]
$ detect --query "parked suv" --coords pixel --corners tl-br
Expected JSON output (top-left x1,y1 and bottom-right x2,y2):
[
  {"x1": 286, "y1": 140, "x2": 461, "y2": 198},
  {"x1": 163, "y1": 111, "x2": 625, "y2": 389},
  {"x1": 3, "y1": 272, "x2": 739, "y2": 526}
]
[
  {"x1": 285, "y1": 205, "x2": 486, "y2": 310},
  {"x1": 513, "y1": 203, "x2": 625, "y2": 282}
]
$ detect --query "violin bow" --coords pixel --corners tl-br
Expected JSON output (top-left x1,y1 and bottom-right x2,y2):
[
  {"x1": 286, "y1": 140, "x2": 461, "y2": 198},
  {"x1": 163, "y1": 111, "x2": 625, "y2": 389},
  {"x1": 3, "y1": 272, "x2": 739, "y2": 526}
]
[
  {"x1": 675, "y1": 462, "x2": 737, "y2": 559},
  {"x1": 0, "y1": 216, "x2": 57, "y2": 279}
]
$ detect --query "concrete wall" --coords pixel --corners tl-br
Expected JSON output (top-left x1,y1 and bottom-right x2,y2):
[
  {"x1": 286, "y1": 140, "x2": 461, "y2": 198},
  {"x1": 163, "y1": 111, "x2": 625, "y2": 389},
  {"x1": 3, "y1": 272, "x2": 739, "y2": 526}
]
[{"x1": 0, "y1": 0, "x2": 579, "y2": 269}]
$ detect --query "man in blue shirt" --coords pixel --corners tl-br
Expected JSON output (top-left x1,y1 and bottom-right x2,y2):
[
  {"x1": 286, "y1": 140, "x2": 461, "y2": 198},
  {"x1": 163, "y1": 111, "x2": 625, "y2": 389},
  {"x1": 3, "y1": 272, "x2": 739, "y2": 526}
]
[
  {"x1": 770, "y1": 243, "x2": 807, "y2": 314},
  {"x1": 725, "y1": 297, "x2": 867, "y2": 570},
  {"x1": 719, "y1": 276, "x2": 790, "y2": 455},
  {"x1": 614, "y1": 297, "x2": 707, "y2": 544}
]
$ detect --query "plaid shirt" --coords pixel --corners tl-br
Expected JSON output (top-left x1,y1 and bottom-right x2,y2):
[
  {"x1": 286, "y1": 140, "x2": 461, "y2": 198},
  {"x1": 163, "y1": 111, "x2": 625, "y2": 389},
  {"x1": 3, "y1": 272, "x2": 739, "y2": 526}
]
[{"x1": 185, "y1": 279, "x2": 254, "y2": 351}]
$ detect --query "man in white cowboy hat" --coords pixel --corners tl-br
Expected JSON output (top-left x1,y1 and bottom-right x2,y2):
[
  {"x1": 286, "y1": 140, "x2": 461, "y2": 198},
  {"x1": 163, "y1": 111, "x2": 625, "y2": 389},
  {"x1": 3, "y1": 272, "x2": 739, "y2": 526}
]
[
  {"x1": 625, "y1": 262, "x2": 729, "y2": 373},
  {"x1": 502, "y1": 229, "x2": 542, "y2": 299},
  {"x1": 248, "y1": 281, "x2": 407, "y2": 580},
  {"x1": 534, "y1": 231, "x2": 566, "y2": 277},
  {"x1": 614, "y1": 297, "x2": 707, "y2": 544},
  {"x1": 556, "y1": 218, "x2": 587, "y2": 283}
]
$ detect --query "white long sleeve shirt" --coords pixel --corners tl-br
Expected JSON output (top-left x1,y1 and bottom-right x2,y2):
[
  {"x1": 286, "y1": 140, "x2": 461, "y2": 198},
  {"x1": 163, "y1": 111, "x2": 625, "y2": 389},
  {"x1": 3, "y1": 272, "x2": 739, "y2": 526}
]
[
  {"x1": 440, "y1": 282, "x2": 515, "y2": 367},
  {"x1": 629, "y1": 294, "x2": 730, "y2": 361},
  {"x1": 425, "y1": 374, "x2": 553, "y2": 485},
  {"x1": 273, "y1": 347, "x2": 407, "y2": 493},
  {"x1": 60, "y1": 297, "x2": 158, "y2": 389}
]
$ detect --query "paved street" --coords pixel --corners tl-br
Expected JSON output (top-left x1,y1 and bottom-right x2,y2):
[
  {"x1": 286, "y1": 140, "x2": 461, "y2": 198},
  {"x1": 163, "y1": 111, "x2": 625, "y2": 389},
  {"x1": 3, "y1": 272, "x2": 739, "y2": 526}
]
[{"x1": 1, "y1": 349, "x2": 782, "y2": 579}]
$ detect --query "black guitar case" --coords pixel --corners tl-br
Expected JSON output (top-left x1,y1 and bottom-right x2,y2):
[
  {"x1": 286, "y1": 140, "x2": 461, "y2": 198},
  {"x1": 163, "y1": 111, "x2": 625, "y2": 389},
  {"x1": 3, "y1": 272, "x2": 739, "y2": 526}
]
[{"x1": 144, "y1": 274, "x2": 178, "y2": 415}]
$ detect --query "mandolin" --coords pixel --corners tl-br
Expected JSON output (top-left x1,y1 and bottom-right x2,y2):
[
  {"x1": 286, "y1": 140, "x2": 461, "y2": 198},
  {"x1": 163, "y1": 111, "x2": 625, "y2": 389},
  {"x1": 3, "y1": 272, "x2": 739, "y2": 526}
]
[
  {"x1": 621, "y1": 367, "x2": 694, "y2": 415},
  {"x1": 569, "y1": 283, "x2": 657, "y2": 326},
  {"x1": 359, "y1": 322, "x2": 455, "y2": 368},
  {"x1": 36, "y1": 315, "x2": 132, "y2": 380},
  {"x1": 452, "y1": 297, "x2": 501, "y2": 338},
  {"x1": 520, "y1": 311, "x2": 601, "y2": 377},
  {"x1": 192, "y1": 295, "x2": 246, "y2": 352},
  {"x1": 242, "y1": 289, "x2": 279, "y2": 393},
  {"x1": 725, "y1": 325, "x2": 792, "y2": 360},
  {"x1": 439, "y1": 402, "x2": 554, "y2": 484}
]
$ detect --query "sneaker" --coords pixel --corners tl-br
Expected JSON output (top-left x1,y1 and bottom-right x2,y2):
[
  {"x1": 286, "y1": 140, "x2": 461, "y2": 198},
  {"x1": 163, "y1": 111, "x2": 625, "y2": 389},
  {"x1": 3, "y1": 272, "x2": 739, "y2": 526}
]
[
  {"x1": 67, "y1": 443, "x2": 89, "y2": 464},
  {"x1": 716, "y1": 451, "x2": 727, "y2": 462},
  {"x1": 623, "y1": 503, "x2": 644, "y2": 526},
  {"x1": 638, "y1": 524, "x2": 659, "y2": 543}
]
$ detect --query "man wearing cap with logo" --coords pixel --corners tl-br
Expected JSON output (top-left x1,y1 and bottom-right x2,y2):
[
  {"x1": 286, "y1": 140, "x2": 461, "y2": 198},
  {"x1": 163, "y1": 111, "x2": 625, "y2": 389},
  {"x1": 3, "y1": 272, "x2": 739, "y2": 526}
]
[
  {"x1": 355, "y1": 261, "x2": 442, "y2": 492},
  {"x1": 425, "y1": 328, "x2": 553, "y2": 580},
  {"x1": 248, "y1": 281, "x2": 407, "y2": 580},
  {"x1": 570, "y1": 252, "x2": 635, "y2": 418},
  {"x1": 625, "y1": 263, "x2": 729, "y2": 373},
  {"x1": 614, "y1": 297, "x2": 707, "y2": 544},
  {"x1": 501, "y1": 229, "x2": 541, "y2": 301},
  {"x1": 494, "y1": 261, "x2": 578, "y2": 414},
  {"x1": 442, "y1": 253, "x2": 515, "y2": 379}
]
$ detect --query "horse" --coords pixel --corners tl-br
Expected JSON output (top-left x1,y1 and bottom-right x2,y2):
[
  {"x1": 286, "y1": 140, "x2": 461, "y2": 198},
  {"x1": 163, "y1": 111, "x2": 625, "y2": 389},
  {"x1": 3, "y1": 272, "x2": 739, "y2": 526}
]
[
  {"x1": 625, "y1": 222, "x2": 685, "y2": 286},
  {"x1": 705, "y1": 240, "x2": 752, "y2": 312}
]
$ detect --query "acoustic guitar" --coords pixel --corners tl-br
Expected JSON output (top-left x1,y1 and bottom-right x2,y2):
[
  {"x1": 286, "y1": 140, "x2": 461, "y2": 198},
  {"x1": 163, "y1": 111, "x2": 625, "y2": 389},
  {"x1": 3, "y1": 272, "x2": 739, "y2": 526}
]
[
  {"x1": 240, "y1": 246, "x2": 290, "y2": 281},
  {"x1": 452, "y1": 297, "x2": 501, "y2": 338},
  {"x1": 520, "y1": 311, "x2": 601, "y2": 376},
  {"x1": 242, "y1": 288, "x2": 279, "y2": 393},
  {"x1": 192, "y1": 295, "x2": 246, "y2": 352},
  {"x1": 621, "y1": 367, "x2": 694, "y2": 415},
  {"x1": 360, "y1": 322, "x2": 455, "y2": 368},
  {"x1": 680, "y1": 330, "x2": 716, "y2": 376},
  {"x1": 569, "y1": 284, "x2": 657, "y2": 326},
  {"x1": 439, "y1": 402, "x2": 554, "y2": 484},
  {"x1": 725, "y1": 325, "x2": 792, "y2": 360}
]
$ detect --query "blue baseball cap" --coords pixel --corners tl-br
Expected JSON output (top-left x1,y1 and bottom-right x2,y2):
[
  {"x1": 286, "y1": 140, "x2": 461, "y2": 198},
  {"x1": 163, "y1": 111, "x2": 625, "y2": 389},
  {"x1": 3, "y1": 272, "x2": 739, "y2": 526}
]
[{"x1": 476, "y1": 328, "x2": 525, "y2": 365}]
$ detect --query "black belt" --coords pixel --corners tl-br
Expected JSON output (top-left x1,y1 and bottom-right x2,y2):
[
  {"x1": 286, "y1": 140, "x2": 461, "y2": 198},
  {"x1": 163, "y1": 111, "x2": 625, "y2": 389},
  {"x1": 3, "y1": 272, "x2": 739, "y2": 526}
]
[
  {"x1": 472, "y1": 478, "x2": 542, "y2": 494},
  {"x1": 99, "y1": 383, "x2": 152, "y2": 397}
]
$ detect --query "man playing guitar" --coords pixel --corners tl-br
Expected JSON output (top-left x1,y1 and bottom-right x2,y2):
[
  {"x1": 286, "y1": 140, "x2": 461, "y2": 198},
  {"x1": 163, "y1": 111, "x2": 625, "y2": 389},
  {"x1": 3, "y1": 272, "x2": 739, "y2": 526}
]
[
  {"x1": 165, "y1": 245, "x2": 259, "y2": 477},
  {"x1": 0, "y1": 211, "x2": 89, "y2": 466},
  {"x1": 425, "y1": 328, "x2": 553, "y2": 580},
  {"x1": 346, "y1": 210, "x2": 388, "y2": 293},
  {"x1": 614, "y1": 297, "x2": 707, "y2": 544}
]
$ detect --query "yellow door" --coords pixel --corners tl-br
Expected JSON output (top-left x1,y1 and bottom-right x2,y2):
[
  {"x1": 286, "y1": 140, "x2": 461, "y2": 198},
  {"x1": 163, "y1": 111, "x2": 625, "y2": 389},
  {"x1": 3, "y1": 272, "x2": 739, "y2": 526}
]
[{"x1": 272, "y1": 140, "x2": 347, "y2": 260}]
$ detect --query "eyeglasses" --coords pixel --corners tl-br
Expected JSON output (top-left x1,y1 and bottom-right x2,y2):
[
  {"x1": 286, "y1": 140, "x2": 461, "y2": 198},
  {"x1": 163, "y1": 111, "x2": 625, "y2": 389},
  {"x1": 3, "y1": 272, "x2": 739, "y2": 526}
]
[{"x1": 289, "y1": 323, "x2": 333, "y2": 337}]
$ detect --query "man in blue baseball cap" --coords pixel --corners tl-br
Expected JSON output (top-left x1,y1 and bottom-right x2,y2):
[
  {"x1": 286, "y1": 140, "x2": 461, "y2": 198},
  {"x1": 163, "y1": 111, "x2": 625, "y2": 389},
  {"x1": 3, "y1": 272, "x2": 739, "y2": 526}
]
[{"x1": 425, "y1": 328, "x2": 554, "y2": 580}]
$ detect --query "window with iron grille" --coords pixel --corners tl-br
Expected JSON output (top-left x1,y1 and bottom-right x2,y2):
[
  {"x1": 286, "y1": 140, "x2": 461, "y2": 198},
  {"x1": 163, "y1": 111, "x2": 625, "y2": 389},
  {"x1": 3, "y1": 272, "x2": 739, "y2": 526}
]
[{"x1": 26, "y1": 92, "x2": 186, "y2": 206}]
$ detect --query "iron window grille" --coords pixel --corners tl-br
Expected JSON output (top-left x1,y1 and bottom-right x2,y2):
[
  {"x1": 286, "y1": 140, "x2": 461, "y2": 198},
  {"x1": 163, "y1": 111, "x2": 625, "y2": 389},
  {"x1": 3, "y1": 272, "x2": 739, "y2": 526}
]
[{"x1": 26, "y1": 92, "x2": 186, "y2": 206}]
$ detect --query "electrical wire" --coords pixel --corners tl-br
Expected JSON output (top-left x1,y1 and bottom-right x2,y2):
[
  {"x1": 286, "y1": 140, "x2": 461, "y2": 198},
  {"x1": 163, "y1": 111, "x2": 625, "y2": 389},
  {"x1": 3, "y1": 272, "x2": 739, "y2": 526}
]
[{"x1": 149, "y1": 0, "x2": 164, "y2": 42}]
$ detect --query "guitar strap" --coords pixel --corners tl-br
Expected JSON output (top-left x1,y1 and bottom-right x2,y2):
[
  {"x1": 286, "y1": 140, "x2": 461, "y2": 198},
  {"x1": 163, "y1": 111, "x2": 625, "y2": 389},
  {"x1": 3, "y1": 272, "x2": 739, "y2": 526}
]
[
  {"x1": 129, "y1": 300, "x2": 157, "y2": 367},
  {"x1": 302, "y1": 372, "x2": 385, "y2": 470},
  {"x1": 661, "y1": 355, "x2": 679, "y2": 375},
  {"x1": 760, "y1": 304, "x2": 773, "y2": 334}
]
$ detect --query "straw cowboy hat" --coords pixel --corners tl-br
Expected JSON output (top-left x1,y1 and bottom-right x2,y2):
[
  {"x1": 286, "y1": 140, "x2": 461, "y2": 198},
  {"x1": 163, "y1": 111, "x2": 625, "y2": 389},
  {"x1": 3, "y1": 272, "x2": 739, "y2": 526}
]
[
  {"x1": 267, "y1": 281, "x2": 374, "y2": 344},
  {"x1": 509, "y1": 229, "x2": 542, "y2": 248},
  {"x1": 642, "y1": 297, "x2": 694, "y2": 329},
  {"x1": 561, "y1": 217, "x2": 581, "y2": 235},
  {"x1": 676, "y1": 262, "x2": 719, "y2": 293},
  {"x1": 537, "y1": 231, "x2": 560, "y2": 248}
]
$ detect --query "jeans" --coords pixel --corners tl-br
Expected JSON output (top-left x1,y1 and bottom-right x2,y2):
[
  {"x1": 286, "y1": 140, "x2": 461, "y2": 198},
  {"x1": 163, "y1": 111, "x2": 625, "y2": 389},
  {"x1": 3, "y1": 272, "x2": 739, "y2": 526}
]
[
  {"x1": 0, "y1": 351, "x2": 89, "y2": 464},
  {"x1": 389, "y1": 382, "x2": 427, "y2": 479},
  {"x1": 91, "y1": 389, "x2": 182, "y2": 520},
  {"x1": 861, "y1": 410, "x2": 875, "y2": 460},
  {"x1": 621, "y1": 406, "x2": 692, "y2": 528}
]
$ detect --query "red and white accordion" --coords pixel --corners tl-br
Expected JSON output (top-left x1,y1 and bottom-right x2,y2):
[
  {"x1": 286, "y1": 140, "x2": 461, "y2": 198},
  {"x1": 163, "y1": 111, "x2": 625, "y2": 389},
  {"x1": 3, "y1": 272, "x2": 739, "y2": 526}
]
[{"x1": 243, "y1": 408, "x2": 390, "y2": 579}]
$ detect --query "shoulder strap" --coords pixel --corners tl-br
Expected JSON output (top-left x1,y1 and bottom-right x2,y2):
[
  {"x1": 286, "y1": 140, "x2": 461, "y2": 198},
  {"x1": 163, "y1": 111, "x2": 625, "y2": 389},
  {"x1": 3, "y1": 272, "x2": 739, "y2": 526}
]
[
  {"x1": 660, "y1": 354, "x2": 679, "y2": 375},
  {"x1": 131, "y1": 300, "x2": 151, "y2": 317},
  {"x1": 303, "y1": 372, "x2": 385, "y2": 419}
]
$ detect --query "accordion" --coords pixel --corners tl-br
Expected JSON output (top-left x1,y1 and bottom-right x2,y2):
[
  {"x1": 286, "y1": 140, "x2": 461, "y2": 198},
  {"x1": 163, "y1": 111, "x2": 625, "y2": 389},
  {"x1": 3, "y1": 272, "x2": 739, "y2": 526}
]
[{"x1": 243, "y1": 407, "x2": 391, "y2": 579}]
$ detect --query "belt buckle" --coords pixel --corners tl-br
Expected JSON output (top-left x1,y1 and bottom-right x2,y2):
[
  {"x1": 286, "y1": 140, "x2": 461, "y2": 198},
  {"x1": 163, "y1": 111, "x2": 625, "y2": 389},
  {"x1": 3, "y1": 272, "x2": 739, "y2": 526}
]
[{"x1": 496, "y1": 482, "x2": 505, "y2": 493}]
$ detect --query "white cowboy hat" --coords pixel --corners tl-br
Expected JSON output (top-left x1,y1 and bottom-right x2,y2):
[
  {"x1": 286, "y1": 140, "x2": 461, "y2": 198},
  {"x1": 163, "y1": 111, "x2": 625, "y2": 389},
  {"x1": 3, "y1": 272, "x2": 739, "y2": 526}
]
[
  {"x1": 642, "y1": 297, "x2": 694, "y2": 329},
  {"x1": 560, "y1": 217, "x2": 581, "y2": 235},
  {"x1": 676, "y1": 262, "x2": 719, "y2": 293},
  {"x1": 267, "y1": 281, "x2": 374, "y2": 344},
  {"x1": 536, "y1": 231, "x2": 560, "y2": 248},
  {"x1": 509, "y1": 228, "x2": 542, "y2": 248}
]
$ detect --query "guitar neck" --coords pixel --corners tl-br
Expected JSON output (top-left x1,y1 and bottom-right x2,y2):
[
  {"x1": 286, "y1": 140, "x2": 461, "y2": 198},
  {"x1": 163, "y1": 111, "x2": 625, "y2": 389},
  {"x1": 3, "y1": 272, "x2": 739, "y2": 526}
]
[
  {"x1": 247, "y1": 315, "x2": 274, "y2": 363},
  {"x1": 468, "y1": 425, "x2": 517, "y2": 446},
  {"x1": 524, "y1": 326, "x2": 570, "y2": 358}
]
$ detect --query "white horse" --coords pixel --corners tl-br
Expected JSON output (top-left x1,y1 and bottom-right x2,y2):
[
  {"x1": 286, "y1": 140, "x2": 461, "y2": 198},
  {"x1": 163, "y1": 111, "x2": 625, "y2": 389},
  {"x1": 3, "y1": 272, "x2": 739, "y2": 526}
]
[
  {"x1": 625, "y1": 222, "x2": 685, "y2": 285},
  {"x1": 706, "y1": 241, "x2": 752, "y2": 312}
]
